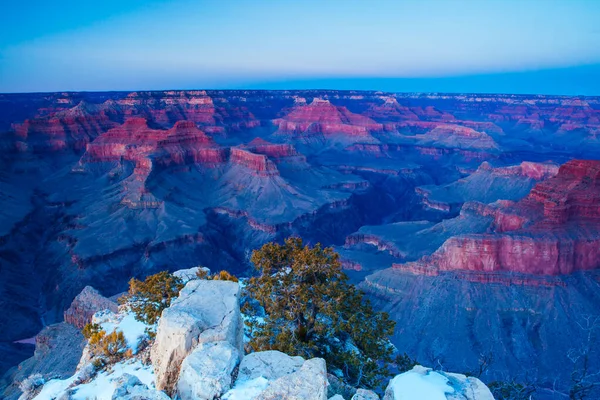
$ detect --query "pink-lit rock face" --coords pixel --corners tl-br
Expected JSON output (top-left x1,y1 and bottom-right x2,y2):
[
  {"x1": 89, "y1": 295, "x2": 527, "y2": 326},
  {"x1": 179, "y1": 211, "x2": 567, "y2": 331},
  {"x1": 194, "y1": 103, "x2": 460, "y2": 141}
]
[
  {"x1": 12, "y1": 102, "x2": 117, "y2": 151},
  {"x1": 399, "y1": 160, "x2": 600, "y2": 276},
  {"x1": 273, "y1": 98, "x2": 383, "y2": 137},
  {"x1": 229, "y1": 148, "x2": 279, "y2": 176}
]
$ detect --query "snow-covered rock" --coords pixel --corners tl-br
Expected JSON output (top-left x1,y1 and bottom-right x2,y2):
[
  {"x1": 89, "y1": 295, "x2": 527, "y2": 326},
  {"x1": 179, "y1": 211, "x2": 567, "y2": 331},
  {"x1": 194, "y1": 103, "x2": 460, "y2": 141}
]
[
  {"x1": 173, "y1": 267, "x2": 210, "y2": 283},
  {"x1": 151, "y1": 279, "x2": 243, "y2": 393},
  {"x1": 254, "y1": 358, "x2": 329, "y2": 400},
  {"x1": 329, "y1": 395, "x2": 345, "y2": 400},
  {"x1": 33, "y1": 360, "x2": 157, "y2": 400},
  {"x1": 382, "y1": 366, "x2": 493, "y2": 400},
  {"x1": 351, "y1": 388, "x2": 379, "y2": 400},
  {"x1": 111, "y1": 373, "x2": 170, "y2": 400},
  {"x1": 176, "y1": 341, "x2": 240, "y2": 400},
  {"x1": 237, "y1": 350, "x2": 304, "y2": 382}
]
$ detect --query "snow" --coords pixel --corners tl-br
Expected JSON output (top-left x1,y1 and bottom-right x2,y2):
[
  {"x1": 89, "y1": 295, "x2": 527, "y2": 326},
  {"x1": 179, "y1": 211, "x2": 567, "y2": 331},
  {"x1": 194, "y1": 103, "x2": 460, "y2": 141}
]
[
  {"x1": 389, "y1": 367, "x2": 455, "y2": 400},
  {"x1": 33, "y1": 360, "x2": 155, "y2": 400},
  {"x1": 222, "y1": 376, "x2": 270, "y2": 400},
  {"x1": 95, "y1": 310, "x2": 149, "y2": 353},
  {"x1": 34, "y1": 375, "x2": 78, "y2": 400},
  {"x1": 71, "y1": 360, "x2": 154, "y2": 400}
]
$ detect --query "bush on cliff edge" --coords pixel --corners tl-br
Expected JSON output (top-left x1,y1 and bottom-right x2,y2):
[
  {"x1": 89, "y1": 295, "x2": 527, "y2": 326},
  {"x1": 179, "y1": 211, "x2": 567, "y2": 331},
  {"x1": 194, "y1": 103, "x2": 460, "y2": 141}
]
[
  {"x1": 244, "y1": 237, "x2": 396, "y2": 390},
  {"x1": 119, "y1": 271, "x2": 184, "y2": 325}
]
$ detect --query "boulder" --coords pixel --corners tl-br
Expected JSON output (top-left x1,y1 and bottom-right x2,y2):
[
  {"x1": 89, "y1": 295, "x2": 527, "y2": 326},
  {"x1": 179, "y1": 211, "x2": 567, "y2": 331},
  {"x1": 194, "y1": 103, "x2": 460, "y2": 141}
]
[
  {"x1": 237, "y1": 350, "x2": 304, "y2": 382},
  {"x1": 382, "y1": 366, "x2": 493, "y2": 400},
  {"x1": 329, "y1": 395, "x2": 345, "y2": 400},
  {"x1": 255, "y1": 358, "x2": 329, "y2": 400},
  {"x1": 327, "y1": 373, "x2": 357, "y2": 399},
  {"x1": 351, "y1": 388, "x2": 379, "y2": 400},
  {"x1": 177, "y1": 341, "x2": 240, "y2": 400},
  {"x1": 112, "y1": 373, "x2": 170, "y2": 400},
  {"x1": 151, "y1": 279, "x2": 242, "y2": 393},
  {"x1": 64, "y1": 286, "x2": 118, "y2": 329},
  {"x1": 173, "y1": 267, "x2": 210, "y2": 283}
]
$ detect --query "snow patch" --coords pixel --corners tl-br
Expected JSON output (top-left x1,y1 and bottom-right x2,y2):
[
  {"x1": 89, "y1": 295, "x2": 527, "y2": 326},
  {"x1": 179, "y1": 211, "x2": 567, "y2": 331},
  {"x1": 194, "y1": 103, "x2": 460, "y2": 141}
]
[
  {"x1": 222, "y1": 376, "x2": 270, "y2": 400},
  {"x1": 94, "y1": 310, "x2": 149, "y2": 353},
  {"x1": 34, "y1": 360, "x2": 155, "y2": 400},
  {"x1": 389, "y1": 366, "x2": 454, "y2": 400}
]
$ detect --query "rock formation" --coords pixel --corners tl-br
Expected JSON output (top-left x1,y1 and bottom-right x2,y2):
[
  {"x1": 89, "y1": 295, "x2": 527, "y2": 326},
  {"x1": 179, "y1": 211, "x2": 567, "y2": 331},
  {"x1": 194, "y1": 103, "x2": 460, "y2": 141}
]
[
  {"x1": 64, "y1": 286, "x2": 119, "y2": 329},
  {"x1": 399, "y1": 159, "x2": 600, "y2": 276},
  {"x1": 382, "y1": 366, "x2": 493, "y2": 400},
  {"x1": 151, "y1": 279, "x2": 243, "y2": 393}
]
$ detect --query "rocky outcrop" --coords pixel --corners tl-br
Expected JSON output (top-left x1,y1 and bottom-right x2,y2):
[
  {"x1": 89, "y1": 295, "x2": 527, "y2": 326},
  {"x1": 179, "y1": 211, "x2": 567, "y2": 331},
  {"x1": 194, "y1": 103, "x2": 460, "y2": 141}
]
[
  {"x1": 351, "y1": 389, "x2": 379, "y2": 400},
  {"x1": 382, "y1": 365, "x2": 493, "y2": 400},
  {"x1": 273, "y1": 98, "x2": 383, "y2": 140},
  {"x1": 176, "y1": 341, "x2": 240, "y2": 400},
  {"x1": 64, "y1": 286, "x2": 118, "y2": 329},
  {"x1": 244, "y1": 138, "x2": 301, "y2": 159},
  {"x1": 12, "y1": 101, "x2": 117, "y2": 151},
  {"x1": 237, "y1": 351, "x2": 305, "y2": 382},
  {"x1": 402, "y1": 159, "x2": 600, "y2": 276},
  {"x1": 254, "y1": 358, "x2": 328, "y2": 400},
  {"x1": 229, "y1": 148, "x2": 279, "y2": 176},
  {"x1": 151, "y1": 279, "x2": 243, "y2": 393}
]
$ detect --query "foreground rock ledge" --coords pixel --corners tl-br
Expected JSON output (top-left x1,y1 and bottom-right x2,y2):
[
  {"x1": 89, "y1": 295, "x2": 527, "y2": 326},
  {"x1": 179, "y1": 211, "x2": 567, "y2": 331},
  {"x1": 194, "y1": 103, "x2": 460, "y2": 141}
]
[{"x1": 151, "y1": 279, "x2": 243, "y2": 393}]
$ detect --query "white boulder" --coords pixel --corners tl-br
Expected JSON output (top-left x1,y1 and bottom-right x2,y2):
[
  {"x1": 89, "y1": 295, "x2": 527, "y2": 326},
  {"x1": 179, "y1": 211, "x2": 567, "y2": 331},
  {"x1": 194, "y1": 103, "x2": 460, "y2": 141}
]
[
  {"x1": 351, "y1": 388, "x2": 379, "y2": 400},
  {"x1": 151, "y1": 279, "x2": 243, "y2": 393},
  {"x1": 176, "y1": 341, "x2": 240, "y2": 400},
  {"x1": 382, "y1": 365, "x2": 494, "y2": 400},
  {"x1": 237, "y1": 350, "x2": 305, "y2": 382},
  {"x1": 329, "y1": 395, "x2": 345, "y2": 400},
  {"x1": 255, "y1": 357, "x2": 329, "y2": 400}
]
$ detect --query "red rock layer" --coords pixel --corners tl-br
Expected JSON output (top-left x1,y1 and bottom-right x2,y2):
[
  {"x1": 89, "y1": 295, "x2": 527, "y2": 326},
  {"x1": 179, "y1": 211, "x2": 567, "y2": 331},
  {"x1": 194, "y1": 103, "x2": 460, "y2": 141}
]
[
  {"x1": 396, "y1": 160, "x2": 600, "y2": 277},
  {"x1": 63, "y1": 286, "x2": 118, "y2": 329},
  {"x1": 243, "y1": 137, "x2": 299, "y2": 158},
  {"x1": 13, "y1": 102, "x2": 117, "y2": 151},
  {"x1": 273, "y1": 98, "x2": 383, "y2": 137},
  {"x1": 229, "y1": 148, "x2": 279, "y2": 176}
]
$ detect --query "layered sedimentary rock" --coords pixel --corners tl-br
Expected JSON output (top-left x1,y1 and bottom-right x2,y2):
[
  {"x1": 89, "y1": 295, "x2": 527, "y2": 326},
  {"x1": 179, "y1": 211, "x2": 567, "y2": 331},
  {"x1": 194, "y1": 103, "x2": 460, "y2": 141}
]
[
  {"x1": 12, "y1": 101, "x2": 117, "y2": 151},
  {"x1": 63, "y1": 286, "x2": 118, "y2": 329},
  {"x1": 273, "y1": 98, "x2": 383, "y2": 140},
  {"x1": 229, "y1": 148, "x2": 279, "y2": 176},
  {"x1": 396, "y1": 160, "x2": 600, "y2": 276}
]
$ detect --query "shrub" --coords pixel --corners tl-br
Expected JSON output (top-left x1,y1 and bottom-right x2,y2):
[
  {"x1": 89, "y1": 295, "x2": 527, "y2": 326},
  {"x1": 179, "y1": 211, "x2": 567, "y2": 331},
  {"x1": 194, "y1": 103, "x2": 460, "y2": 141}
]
[
  {"x1": 88, "y1": 329, "x2": 129, "y2": 365},
  {"x1": 245, "y1": 237, "x2": 396, "y2": 390},
  {"x1": 119, "y1": 271, "x2": 184, "y2": 325},
  {"x1": 82, "y1": 322, "x2": 102, "y2": 339},
  {"x1": 212, "y1": 270, "x2": 239, "y2": 282},
  {"x1": 195, "y1": 267, "x2": 210, "y2": 279}
]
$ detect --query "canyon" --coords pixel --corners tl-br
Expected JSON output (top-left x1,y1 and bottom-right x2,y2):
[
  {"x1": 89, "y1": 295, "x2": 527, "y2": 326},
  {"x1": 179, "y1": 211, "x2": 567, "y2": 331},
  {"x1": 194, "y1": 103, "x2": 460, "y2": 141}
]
[{"x1": 1, "y1": 90, "x2": 600, "y2": 395}]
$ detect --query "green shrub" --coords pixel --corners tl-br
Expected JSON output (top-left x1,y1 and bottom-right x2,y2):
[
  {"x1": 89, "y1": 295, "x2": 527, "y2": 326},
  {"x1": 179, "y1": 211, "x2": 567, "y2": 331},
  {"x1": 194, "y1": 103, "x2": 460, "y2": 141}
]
[
  {"x1": 119, "y1": 271, "x2": 184, "y2": 325},
  {"x1": 88, "y1": 329, "x2": 130, "y2": 365},
  {"x1": 245, "y1": 237, "x2": 396, "y2": 390}
]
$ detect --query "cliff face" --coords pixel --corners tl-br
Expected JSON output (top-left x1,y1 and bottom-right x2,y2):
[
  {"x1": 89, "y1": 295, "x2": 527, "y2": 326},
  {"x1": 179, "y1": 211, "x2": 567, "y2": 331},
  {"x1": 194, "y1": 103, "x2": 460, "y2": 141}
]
[
  {"x1": 396, "y1": 160, "x2": 600, "y2": 276},
  {"x1": 273, "y1": 98, "x2": 383, "y2": 141}
]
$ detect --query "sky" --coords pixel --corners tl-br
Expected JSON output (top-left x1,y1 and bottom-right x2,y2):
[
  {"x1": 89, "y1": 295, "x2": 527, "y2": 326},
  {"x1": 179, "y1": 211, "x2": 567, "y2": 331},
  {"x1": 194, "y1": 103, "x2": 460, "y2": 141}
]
[{"x1": 1, "y1": 0, "x2": 600, "y2": 95}]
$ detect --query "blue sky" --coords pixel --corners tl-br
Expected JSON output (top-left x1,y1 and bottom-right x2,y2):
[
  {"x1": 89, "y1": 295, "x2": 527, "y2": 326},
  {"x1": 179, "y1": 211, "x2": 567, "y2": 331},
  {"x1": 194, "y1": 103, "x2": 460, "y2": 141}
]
[{"x1": 1, "y1": 0, "x2": 599, "y2": 94}]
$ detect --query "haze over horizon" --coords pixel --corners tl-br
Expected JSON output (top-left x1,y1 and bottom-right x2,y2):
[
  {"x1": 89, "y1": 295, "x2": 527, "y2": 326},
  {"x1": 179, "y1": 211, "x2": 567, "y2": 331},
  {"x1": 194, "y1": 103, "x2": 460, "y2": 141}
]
[{"x1": 1, "y1": 0, "x2": 600, "y2": 94}]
